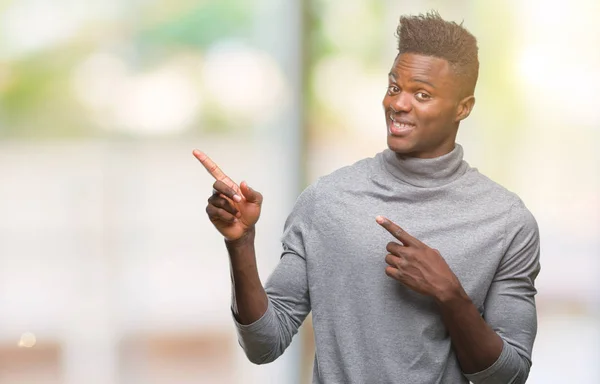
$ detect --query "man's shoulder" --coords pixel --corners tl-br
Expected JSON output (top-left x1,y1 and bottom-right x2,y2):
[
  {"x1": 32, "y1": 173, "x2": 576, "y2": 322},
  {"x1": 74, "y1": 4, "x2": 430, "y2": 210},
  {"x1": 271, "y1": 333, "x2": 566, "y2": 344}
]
[
  {"x1": 287, "y1": 154, "x2": 380, "y2": 222},
  {"x1": 467, "y1": 170, "x2": 537, "y2": 231},
  {"x1": 467, "y1": 169, "x2": 517, "y2": 203},
  {"x1": 313, "y1": 154, "x2": 381, "y2": 190}
]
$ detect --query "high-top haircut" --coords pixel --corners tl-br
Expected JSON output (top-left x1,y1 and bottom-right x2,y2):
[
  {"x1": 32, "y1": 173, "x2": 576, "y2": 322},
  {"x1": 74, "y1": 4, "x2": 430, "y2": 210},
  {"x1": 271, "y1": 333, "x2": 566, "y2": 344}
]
[{"x1": 396, "y1": 11, "x2": 479, "y2": 96}]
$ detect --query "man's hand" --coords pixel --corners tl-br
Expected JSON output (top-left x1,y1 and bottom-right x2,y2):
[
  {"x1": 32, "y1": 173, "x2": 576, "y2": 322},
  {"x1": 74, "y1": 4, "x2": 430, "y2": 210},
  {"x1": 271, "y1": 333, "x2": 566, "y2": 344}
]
[
  {"x1": 376, "y1": 216, "x2": 462, "y2": 302},
  {"x1": 193, "y1": 149, "x2": 263, "y2": 242}
]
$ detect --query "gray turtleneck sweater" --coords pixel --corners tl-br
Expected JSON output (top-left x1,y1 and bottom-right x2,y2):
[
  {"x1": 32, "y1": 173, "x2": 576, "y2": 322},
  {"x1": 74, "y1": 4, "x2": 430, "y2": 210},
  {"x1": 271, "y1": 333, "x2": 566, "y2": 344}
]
[{"x1": 233, "y1": 144, "x2": 540, "y2": 384}]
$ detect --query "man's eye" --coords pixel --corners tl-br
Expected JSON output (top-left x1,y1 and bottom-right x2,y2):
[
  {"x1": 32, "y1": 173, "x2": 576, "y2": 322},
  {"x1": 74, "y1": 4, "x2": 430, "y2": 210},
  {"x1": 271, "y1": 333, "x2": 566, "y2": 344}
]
[
  {"x1": 415, "y1": 92, "x2": 431, "y2": 101},
  {"x1": 388, "y1": 85, "x2": 400, "y2": 94}
]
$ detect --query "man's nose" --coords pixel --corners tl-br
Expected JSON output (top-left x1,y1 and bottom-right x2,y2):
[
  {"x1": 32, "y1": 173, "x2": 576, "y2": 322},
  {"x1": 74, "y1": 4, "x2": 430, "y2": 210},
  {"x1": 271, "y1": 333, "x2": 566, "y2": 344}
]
[{"x1": 391, "y1": 92, "x2": 412, "y2": 113}]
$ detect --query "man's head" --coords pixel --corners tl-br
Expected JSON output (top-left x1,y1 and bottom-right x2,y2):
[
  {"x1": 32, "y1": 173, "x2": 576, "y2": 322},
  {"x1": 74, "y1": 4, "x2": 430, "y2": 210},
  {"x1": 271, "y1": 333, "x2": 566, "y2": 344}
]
[{"x1": 383, "y1": 11, "x2": 479, "y2": 158}]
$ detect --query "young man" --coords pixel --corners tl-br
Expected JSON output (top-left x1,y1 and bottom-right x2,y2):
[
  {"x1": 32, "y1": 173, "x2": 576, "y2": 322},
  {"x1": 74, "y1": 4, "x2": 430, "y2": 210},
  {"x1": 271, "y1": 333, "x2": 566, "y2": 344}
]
[{"x1": 194, "y1": 11, "x2": 540, "y2": 384}]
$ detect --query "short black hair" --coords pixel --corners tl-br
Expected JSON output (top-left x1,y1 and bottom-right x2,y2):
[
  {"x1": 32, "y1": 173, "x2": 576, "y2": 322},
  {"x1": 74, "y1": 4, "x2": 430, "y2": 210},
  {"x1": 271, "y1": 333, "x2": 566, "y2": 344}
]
[{"x1": 396, "y1": 10, "x2": 479, "y2": 95}]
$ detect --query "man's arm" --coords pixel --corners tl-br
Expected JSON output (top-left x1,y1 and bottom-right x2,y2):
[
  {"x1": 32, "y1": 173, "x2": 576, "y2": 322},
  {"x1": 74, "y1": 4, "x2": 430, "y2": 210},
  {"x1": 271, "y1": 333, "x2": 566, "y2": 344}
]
[
  {"x1": 193, "y1": 149, "x2": 312, "y2": 364},
  {"x1": 228, "y1": 186, "x2": 314, "y2": 365},
  {"x1": 461, "y1": 201, "x2": 540, "y2": 383},
  {"x1": 377, "y1": 205, "x2": 540, "y2": 383},
  {"x1": 195, "y1": 148, "x2": 269, "y2": 325},
  {"x1": 226, "y1": 228, "x2": 269, "y2": 325},
  {"x1": 436, "y1": 285, "x2": 504, "y2": 374}
]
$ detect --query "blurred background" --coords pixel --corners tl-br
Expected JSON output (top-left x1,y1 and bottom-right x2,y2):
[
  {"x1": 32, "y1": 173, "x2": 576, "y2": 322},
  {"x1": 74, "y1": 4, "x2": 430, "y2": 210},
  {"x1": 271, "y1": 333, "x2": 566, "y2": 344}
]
[{"x1": 0, "y1": 0, "x2": 598, "y2": 383}]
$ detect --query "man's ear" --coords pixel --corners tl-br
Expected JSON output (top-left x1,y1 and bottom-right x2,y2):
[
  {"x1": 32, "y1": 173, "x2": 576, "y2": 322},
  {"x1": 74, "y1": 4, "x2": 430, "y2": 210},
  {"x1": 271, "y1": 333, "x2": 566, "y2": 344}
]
[{"x1": 455, "y1": 95, "x2": 475, "y2": 122}]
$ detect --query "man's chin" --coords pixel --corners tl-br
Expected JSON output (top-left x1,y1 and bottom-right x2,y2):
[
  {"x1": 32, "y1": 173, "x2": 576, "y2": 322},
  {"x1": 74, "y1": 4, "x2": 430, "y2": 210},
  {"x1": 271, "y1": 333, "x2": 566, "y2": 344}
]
[{"x1": 386, "y1": 136, "x2": 414, "y2": 154}]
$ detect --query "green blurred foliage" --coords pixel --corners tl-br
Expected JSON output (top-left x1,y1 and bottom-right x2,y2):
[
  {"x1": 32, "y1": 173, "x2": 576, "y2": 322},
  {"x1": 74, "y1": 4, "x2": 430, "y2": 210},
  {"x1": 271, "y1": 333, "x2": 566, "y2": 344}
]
[
  {"x1": 470, "y1": 2, "x2": 523, "y2": 180},
  {"x1": 137, "y1": 0, "x2": 252, "y2": 51},
  {"x1": 0, "y1": 0, "x2": 252, "y2": 139},
  {"x1": 304, "y1": 1, "x2": 387, "y2": 137},
  {"x1": 0, "y1": 45, "x2": 94, "y2": 138}
]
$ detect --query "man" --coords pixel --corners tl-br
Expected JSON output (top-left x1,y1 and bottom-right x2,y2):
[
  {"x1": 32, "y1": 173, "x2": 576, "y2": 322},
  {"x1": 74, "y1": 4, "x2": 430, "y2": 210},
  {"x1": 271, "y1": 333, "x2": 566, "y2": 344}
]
[{"x1": 194, "y1": 11, "x2": 540, "y2": 384}]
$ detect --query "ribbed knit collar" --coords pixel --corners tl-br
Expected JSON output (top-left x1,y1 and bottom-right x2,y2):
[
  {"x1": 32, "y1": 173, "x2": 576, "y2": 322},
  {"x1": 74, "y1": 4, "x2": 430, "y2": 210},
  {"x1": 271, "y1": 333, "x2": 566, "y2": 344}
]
[{"x1": 381, "y1": 143, "x2": 469, "y2": 188}]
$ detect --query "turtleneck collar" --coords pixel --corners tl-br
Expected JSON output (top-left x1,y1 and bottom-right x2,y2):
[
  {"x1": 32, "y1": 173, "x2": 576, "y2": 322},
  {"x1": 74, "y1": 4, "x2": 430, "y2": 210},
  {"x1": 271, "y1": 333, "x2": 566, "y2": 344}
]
[{"x1": 380, "y1": 143, "x2": 469, "y2": 188}]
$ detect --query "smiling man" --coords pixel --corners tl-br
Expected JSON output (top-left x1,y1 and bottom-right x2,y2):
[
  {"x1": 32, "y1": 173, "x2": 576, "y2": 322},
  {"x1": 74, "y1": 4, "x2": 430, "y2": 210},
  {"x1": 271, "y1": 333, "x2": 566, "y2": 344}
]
[{"x1": 194, "y1": 11, "x2": 540, "y2": 384}]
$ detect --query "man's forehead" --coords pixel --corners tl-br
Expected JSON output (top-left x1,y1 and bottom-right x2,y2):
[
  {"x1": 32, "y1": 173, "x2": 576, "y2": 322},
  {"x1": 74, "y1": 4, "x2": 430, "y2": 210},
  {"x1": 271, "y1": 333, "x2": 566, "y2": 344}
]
[
  {"x1": 393, "y1": 53, "x2": 450, "y2": 71},
  {"x1": 389, "y1": 53, "x2": 454, "y2": 84}
]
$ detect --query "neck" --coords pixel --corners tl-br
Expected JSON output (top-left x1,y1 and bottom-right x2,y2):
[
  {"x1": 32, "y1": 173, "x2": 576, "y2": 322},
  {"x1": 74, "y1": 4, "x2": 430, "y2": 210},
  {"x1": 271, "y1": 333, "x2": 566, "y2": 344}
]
[{"x1": 381, "y1": 143, "x2": 469, "y2": 188}]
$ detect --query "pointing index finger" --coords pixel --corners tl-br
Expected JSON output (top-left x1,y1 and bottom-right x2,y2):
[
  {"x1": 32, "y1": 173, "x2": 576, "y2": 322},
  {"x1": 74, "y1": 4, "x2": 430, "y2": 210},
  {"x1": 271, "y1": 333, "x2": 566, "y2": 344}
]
[
  {"x1": 193, "y1": 149, "x2": 225, "y2": 180},
  {"x1": 193, "y1": 149, "x2": 239, "y2": 191},
  {"x1": 376, "y1": 216, "x2": 417, "y2": 246}
]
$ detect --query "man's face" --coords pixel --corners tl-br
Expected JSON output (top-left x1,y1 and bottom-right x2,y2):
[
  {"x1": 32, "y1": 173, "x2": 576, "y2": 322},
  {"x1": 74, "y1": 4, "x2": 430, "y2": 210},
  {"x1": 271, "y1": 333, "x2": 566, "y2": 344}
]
[{"x1": 383, "y1": 53, "x2": 473, "y2": 158}]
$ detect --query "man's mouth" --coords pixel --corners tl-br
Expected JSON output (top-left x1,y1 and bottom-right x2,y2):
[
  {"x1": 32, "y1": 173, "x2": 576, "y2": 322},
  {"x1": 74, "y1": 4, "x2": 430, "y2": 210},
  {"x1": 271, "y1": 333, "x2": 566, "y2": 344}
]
[{"x1": 389, "y1": 113, "x2": 416, "y2": 136}]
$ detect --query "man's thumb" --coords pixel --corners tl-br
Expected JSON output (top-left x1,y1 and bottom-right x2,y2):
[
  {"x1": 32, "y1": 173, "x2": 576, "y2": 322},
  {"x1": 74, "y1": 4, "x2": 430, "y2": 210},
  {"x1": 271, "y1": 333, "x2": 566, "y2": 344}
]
[{"x1": 240, "y1": 181, "x2": 263, "y2": 204}]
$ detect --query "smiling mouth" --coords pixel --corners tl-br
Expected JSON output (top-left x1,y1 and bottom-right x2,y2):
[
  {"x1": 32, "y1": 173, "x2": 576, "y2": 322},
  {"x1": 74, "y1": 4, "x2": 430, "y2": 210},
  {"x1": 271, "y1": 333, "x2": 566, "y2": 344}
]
[{"x1": 389, "y1": 114, "x2": 416, "y2": 136}]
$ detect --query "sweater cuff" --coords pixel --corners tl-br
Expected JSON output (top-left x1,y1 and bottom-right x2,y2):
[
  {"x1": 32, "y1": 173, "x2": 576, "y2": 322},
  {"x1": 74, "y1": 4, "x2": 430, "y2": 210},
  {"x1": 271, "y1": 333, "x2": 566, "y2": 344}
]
[
  {"x1": 231, "y1": 300, "x2": 273, "y2": 334},
  {"x1": 464, "y1": 339, "x2": 516, "y2": 383}
]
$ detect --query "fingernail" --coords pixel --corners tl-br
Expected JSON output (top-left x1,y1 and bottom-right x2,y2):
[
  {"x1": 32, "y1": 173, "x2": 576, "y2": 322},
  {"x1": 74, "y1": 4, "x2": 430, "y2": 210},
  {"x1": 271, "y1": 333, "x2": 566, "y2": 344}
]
[
  {"x1": 233, "y1": 194, "x2": 242, "y2": 202},
  {"x1": 233, "y1": 218, "x2": 238, "y2": 223},
  {"x1": 376, "y1": 216, "x2": 384, "y2": 224}
]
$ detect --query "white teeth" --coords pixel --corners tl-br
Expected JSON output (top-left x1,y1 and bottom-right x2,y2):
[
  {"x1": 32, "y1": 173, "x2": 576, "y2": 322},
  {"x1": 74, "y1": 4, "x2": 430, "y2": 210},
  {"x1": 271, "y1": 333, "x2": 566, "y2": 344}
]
[
  {"x1": 393, "y1": 121, "x2": 412, "y2": 129},
  {"x1": 390, "y1": 115, "x2": 413, "y2": 128}
]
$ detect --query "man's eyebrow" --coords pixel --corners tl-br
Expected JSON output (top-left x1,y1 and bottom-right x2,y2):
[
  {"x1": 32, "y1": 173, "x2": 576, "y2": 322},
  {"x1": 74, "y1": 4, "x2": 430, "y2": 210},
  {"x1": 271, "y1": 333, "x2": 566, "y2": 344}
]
[
  {"x1": 388, "y1": 73, "x2": 435, "y2": 89},
  {"x1": 411, "y1": 78, "x2": 435, "y2": 89}
]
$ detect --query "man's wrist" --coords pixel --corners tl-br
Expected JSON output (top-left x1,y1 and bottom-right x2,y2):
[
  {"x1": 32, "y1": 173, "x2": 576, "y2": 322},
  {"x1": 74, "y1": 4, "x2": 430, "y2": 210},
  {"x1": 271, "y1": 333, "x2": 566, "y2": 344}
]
[
  {"x1": 434, "y1": 281, "x2": 471, "y2": 308},
  {"x1": 225, "y1": 227, "x2": 256, "y2": 248}
]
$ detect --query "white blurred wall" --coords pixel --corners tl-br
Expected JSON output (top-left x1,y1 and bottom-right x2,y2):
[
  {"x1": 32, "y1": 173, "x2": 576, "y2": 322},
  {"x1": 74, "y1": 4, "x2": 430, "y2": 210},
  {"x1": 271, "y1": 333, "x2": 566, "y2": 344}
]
[{"x1": 0, "y1": 137, "x2": 302, "y2": 384}]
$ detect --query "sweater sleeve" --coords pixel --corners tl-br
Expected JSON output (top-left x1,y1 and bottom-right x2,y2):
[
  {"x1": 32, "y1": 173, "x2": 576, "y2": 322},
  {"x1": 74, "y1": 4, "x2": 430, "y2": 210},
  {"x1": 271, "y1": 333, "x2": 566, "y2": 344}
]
[
  {"x1": 465, "y1": 199, "x2": 541, "y2": 384},
  {"x1": 232, "y1": 183, "x2": 316, "y2": 364}
]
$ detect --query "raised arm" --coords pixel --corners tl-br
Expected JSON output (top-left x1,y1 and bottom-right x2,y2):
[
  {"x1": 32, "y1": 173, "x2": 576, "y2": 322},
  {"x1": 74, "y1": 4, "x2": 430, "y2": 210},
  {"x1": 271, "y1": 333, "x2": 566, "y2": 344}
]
[
  {"x1": 193, "y1": 150, "x2": 312, "y2": 364},
  {"x1": 193, "y1": 149, "x2": 267, "y2": 325}
]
